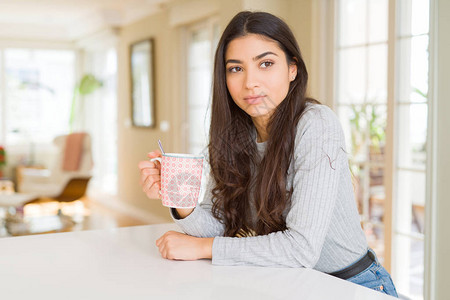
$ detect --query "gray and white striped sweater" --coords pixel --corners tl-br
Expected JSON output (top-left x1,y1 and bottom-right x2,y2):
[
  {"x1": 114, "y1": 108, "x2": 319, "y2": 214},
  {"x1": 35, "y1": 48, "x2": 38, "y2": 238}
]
[{"x1": 171, "y1": 103, "x2": 368, "y2": 273}]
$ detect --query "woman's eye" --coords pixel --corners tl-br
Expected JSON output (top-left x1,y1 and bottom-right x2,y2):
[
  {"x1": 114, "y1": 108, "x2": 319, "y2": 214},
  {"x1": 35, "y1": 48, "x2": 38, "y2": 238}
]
[
  {"x1": 228, "y1": 66, "x2": 242, "y2": 73},
  {"x1": 260, "y1": 61, "x2": 274, "y2": 68}
]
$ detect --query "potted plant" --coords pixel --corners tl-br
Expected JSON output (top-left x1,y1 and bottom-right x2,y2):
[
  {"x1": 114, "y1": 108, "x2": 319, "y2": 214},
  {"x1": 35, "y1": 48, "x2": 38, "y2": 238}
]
[
  {"x1": 69, "y1": 74, "x2": 103, "y2": 132},
  {"x1": 0, "y1": 146, "x2": 6, "y2": 178},
  {"x1": 349, "y1": 103, "x2": 386, "y2": 163}
]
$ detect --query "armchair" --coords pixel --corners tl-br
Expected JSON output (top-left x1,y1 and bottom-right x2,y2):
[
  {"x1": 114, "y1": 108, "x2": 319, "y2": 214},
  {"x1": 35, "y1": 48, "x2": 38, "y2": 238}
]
[{"x1": 17, "y1": 133, "x2": 93, "y2": 200}]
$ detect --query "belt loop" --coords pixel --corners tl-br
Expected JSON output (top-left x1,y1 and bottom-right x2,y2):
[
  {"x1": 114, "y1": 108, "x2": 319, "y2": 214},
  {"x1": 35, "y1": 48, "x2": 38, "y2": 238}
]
[{"x1": 368, "y1": 248, "x2": 378, "y2": 264}]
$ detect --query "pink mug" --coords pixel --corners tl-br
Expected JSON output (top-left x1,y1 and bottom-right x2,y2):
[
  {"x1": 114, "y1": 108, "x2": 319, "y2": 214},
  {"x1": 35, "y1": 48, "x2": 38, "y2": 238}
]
[{"x1": 151, "y1": 153, "x2": 204, "y2": 208}]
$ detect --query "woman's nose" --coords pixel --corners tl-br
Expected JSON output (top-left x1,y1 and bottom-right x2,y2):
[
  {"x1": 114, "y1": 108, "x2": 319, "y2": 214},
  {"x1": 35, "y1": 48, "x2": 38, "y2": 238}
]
[{"x1": 244, "y1": 70, "x2": 259, "y2": 89}]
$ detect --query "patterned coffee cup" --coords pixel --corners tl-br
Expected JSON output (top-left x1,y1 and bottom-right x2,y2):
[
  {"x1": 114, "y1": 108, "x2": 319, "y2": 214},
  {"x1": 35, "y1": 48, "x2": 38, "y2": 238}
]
[{"x1": 151, "y1": 153, "x2": 204, "y2": 208}]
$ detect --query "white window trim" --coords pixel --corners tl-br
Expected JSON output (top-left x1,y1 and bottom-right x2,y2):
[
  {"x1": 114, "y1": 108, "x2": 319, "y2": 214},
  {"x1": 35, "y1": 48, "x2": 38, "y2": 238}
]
[{"x1": 424, "y1": 0, "x2": 438, "y2": 299}]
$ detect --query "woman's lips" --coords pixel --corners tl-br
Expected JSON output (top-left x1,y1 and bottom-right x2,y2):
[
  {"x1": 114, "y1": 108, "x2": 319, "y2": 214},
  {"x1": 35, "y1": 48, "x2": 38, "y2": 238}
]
[{"x1": 244, "y1": 95, "x2": 266, "y2": 104}]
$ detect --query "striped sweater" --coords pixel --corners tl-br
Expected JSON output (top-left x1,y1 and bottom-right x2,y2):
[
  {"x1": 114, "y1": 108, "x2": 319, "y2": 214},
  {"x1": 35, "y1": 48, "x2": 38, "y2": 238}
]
[{"x1": 171, "y1": 103, "x2": 368, "y2": 273}]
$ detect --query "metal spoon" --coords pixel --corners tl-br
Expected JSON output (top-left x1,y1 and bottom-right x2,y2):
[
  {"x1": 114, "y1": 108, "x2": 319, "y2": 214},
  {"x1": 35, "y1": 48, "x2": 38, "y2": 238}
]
[{"x1": 158, "y1": 139, "x2": 165, "y2": 154}]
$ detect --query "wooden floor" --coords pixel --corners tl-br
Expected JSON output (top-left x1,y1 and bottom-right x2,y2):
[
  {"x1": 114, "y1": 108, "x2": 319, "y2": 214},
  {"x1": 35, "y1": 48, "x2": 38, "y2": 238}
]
[{"x1": 1, "y1": 197, "x2": 154, "y2": 237}]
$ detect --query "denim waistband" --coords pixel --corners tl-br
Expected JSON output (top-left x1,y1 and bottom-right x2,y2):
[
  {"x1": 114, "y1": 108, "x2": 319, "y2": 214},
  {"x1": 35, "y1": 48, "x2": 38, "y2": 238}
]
[{"x1": 328, "y1": 249, "x2": 376, "y2": 280}]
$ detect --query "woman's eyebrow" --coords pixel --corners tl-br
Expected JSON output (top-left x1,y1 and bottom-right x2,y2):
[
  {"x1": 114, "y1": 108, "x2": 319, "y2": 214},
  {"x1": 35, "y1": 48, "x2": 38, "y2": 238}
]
[
  {"x1": 225, "y1": 59, "x2": 242, "y2": 65},
  {"x1": 253, "y1": 51, "x2": 278, "y2": 61},
  {"x1": 225, "y1": 51, "x2": 278, "y2": 65}
]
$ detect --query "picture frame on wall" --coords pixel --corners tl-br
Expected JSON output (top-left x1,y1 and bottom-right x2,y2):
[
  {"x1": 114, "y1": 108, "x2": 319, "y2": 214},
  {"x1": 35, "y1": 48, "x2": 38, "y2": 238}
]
[{"x1": 130, "y1": 38, "x2": 155, "y2": 128}]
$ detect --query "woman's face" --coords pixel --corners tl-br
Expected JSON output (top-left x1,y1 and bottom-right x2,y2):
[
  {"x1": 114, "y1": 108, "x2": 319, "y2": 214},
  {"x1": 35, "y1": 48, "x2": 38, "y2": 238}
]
[{"x1": 225, "y1": 34, "x2": 297, "y2": 122}]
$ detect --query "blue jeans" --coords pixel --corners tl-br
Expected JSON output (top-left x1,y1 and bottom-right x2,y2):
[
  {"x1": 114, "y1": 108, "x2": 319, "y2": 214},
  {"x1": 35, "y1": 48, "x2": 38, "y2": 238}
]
[{"x1": 347, "y1": 249, "x2": 398, "y2": 297}]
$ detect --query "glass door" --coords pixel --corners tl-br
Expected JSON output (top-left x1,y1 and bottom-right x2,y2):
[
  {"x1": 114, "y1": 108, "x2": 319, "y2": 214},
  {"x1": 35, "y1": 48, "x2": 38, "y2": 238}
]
[
  {"x1": 393, "y1": 0, "x2": 429, "y2": 298},
  {"x1": 334, "y1": 0, "x2": 430, "y2": 298},
  {"x1": 335, "y1": 0, "x2": 389, "y2": 263}
]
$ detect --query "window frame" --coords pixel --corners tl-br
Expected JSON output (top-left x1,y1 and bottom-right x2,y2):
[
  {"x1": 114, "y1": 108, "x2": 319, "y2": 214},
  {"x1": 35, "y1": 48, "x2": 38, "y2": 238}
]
[{"x1": 323, "y1": 0, "x2": 432, "y2": 298}]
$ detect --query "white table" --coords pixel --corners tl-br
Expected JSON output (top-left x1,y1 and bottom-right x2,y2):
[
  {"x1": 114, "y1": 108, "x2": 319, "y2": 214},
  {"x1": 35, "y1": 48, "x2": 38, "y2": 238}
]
[{"x1": 0, "y1": 223, "x2": 394, "y2": 299}]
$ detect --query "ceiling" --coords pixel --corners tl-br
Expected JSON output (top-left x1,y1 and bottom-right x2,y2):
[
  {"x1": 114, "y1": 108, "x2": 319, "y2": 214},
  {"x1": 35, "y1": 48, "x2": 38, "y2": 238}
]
[{"x1": 0, "y1": 0, "x2": 171, "y2": 42}]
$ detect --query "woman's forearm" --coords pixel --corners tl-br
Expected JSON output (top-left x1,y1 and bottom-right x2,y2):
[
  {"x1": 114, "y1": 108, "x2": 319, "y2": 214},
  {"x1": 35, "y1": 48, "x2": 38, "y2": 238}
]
[{"x1": 201, "y1": 237, "x2": 214, "y2": 259}]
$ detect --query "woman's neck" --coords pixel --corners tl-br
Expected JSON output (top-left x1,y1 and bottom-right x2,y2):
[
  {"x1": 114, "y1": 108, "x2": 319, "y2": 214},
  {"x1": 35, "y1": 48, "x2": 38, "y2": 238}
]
[{"x1": 252, "y1": 116, "x2": 269, "y2": 143}]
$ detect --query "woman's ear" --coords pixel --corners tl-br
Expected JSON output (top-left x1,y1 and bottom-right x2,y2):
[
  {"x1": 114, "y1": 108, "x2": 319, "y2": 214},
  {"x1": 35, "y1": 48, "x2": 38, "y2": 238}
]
[{"x1": 289, "y1": 63, "x2": 298, "y2": 82}]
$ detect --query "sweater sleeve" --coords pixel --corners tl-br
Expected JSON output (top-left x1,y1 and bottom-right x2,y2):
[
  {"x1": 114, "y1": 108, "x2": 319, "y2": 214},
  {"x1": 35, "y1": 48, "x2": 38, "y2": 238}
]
[
  {"x1": 212, "y1": 105, "x2": 347, "y2": 268},
  {"x1": 170, "y1": 159, "x2": 225, "y2": 238}
]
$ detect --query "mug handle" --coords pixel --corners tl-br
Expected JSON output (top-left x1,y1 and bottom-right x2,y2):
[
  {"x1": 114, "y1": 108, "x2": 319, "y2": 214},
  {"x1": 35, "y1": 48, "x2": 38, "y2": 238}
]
[
  {"x1": 150, "y1": 157, "x2": 162, "y2": 196},
  {"x1": 150, "y1": 157, "x2": 162, "y2": 164}
]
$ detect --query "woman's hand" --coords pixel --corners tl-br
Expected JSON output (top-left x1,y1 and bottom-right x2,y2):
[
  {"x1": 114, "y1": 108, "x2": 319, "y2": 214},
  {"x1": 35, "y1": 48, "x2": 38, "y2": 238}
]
[
  {"x1": 138, "y1": 150, "x2": 162, "y2": 199},
  {"x1": 138, "y1": 151, "x2": 194, "y2": 218},
  {"x1": 156, "y1": 231, "x2": 214, "y2": 261}
]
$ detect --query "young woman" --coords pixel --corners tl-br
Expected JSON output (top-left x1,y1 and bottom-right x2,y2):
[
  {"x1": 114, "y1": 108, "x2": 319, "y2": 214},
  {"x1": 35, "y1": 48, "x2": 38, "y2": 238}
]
[{"x1": 139, "y1": 11, "x2": 398, "y2": 297}]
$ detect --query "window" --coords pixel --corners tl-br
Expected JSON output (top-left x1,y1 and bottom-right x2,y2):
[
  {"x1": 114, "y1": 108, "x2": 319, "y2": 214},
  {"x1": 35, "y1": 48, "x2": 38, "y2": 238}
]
[
  {"x1": 184, "y1": 19, "x2": 220, "y2": 155},
  {"x1": 82, "y1": 48, "x2": 118, "y2": 195},
  {"x1": 334, "y1": 0, "x2": 429, "y2": 298},
  {"x1": 0, "y1": 41, "x2": 118, "y2": 199},
  {"x1": 0, "y1": 47, "x2": 75, "y2": 174},
  {"x1": 394, "y1": 0, "x2": 429, "y2": 298},
  {"x1": 335, "y1": 0, "x2": 389, "y2": 262},
  {"x1": 2, "y1": 48, "x2": 75, "y2": 148}
]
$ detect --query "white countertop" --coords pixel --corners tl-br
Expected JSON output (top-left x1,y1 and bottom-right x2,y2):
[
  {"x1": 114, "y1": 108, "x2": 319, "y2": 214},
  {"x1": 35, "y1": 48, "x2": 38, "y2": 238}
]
[{"x1": 0, "y1": 223, "x2": 394, "y2": 299}]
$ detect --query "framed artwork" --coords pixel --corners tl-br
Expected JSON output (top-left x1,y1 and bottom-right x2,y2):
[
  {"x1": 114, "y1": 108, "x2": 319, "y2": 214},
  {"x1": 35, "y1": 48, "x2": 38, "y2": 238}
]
[{"x1": 130, "y1": 39, "x2": 155, "y2": 127}]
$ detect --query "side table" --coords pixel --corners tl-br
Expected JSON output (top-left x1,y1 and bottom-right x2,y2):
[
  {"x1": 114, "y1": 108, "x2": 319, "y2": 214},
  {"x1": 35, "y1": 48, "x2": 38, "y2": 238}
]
[
  {"x1": 15, "y1": 165, "x2": 45, "y2": 192},
  {"x1": 0, "y1": 178, "x2": 15, "y2": 194}
]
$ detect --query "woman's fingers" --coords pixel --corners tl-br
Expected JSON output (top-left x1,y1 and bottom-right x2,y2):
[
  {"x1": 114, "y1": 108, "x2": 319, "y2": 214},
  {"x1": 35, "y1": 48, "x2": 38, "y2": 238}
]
[
  {"x1": 148, "y1": 151, "x2": 162, "y2": 169},
  {"x1": 139, "y1": 149, "x2": 164, "y2": 199},
  {"x1": 145, "y1": 167, "x2": 161, "y2": 174},
  {"x1": 144, "y1": 182, "x2": 160, "y2": 196},
  {"x1": 147, "y1": 150, "x2": 162, "y2": 159},
  {"x1": 138, "y1": 160, "x2": 161, "y2": 186},
  {"x1": 138, "y1": 164, "x2": 161, "y2": 198},
  {"x1": 140, "y1": 168, "x2": 160, "y2": 184},
  {"x1": 138, "y1": 150, "x2": 162, "y2": 172},
  {"x1": 143, "y1": 174, "x2": 160, "y2": 188},
  {"x1": 138, "y1": 160, "x2": 160, "y2": 171},
  {"x1": 156, "y1": 233, "x2": 168, "y2": 258},
  {"x1": 155, "y1": 231, "x2": 204, "y2": 261},
  {"x1": 140, "y1": 167, "x2": 160, "y2": 177}
]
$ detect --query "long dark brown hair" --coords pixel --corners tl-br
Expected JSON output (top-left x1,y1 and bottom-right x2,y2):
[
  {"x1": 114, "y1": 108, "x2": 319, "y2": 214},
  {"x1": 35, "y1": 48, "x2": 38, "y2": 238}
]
[{"x1": 208, "y1": 11, "x2": 316, "y2": 237}]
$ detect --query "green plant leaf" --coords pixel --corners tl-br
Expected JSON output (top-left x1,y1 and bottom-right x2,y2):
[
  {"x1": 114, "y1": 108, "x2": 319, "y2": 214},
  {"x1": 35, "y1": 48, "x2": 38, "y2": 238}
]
[
  {"x1": 413, "y1": 87, "x2": 427, "y2": 99},
  {"x1": 69, "y1": 74, "x2": 103, "y2": 132},
  {"x1": 78, "y1": 74, "x2": 103, "y2": 95}
]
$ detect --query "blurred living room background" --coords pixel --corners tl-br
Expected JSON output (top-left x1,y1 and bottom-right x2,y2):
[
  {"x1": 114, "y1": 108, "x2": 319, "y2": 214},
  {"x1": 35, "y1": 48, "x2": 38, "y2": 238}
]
[{"x1": 0, "y1": 1, "x2": 449, "y2": 299}]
